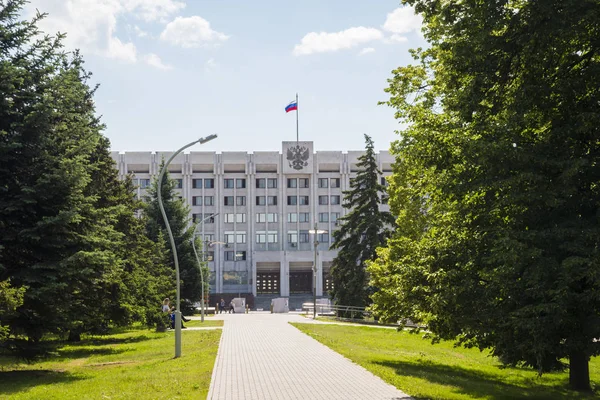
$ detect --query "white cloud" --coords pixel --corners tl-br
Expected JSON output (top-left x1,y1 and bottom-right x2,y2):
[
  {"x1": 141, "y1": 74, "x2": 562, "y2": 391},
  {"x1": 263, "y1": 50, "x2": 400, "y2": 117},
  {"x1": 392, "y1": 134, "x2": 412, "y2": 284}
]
[
  {"x1": 107, "y1": 36, "x2": 137, "y2": 62},
  {"x1": 359, "y1": 47, "x2": 375, "y2": 55},
  {"x1": 27, "y1": 0, "x2": 184, "y2": 63},
  {"x1": 385, "y1": 34, "x2": 409, "y2": 43},
  {"x1": 134, "y1": 25, "x2": 148, "y2": 38},
  {"x1": 383, "y1": 6, "x2": 422, "y2": 35},
  {"x1": 205, "y1": 58, "x2": 217, "y2": 71},
  {"x1": 144, "y1": 53, "x2": 173, "y2": 70},
  {"x1": 160, "y1": 16, "x2": 229, "y2": 48},
  {"x1": 293, "y1": 27, "x2": 383, "y2": 56}
]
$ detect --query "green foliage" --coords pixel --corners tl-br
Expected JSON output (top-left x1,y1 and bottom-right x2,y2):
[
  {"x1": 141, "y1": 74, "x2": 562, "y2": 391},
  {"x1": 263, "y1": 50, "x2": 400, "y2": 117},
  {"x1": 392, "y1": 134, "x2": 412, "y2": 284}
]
[
  {"x1": 330, "y1": 134, "x2": 394, "y2": 313},
  {"x1": 0, "y1": 0, "x2": 176, "y2": 355},
  {"x1": 370, "y1": 0, "x2": 600, "y2": 391},
  {"x1": 143, "y1": 163, "x2": 201, "y2": 313}
]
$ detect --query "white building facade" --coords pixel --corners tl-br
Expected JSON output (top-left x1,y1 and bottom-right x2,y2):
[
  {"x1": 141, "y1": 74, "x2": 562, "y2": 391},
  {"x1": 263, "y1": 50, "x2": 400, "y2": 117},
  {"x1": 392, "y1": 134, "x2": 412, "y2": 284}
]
[{"x1": 111, "y1": 141, "x2": 394, "y2": 300}]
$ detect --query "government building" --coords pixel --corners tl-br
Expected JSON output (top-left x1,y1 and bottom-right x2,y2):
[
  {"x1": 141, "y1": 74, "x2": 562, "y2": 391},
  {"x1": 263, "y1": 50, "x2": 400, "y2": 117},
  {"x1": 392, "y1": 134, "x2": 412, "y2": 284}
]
[{"x1": 111, "y1": 141, "x2": 394, "y2": 308}]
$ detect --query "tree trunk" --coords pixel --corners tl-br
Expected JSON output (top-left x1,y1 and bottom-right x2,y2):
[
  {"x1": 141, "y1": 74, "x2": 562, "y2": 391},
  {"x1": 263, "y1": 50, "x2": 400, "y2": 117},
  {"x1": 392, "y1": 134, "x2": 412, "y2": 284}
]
[
  {"x1": 68, "y1": 330, "x2": 81, "y2": 342},
  {"x1": 569, "y1": 350, "x2": 591, "y2": 391}
]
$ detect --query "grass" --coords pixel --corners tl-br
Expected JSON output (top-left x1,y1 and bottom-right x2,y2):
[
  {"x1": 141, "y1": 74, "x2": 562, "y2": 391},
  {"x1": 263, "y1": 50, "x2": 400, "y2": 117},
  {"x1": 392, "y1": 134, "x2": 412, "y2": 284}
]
[
  {"x1": 185, "y1": 319, "x2": 223, "y2": 328},
  {"x1": 0, "y1": 326, "x2": 221, "y2": 400},
  {"x1": 291, "y1": 323, "x2": 600, "y2": 400}
]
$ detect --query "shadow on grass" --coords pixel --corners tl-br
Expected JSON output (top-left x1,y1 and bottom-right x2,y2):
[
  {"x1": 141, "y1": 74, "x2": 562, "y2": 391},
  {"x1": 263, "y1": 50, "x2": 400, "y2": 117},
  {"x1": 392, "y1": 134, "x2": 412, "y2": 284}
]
[
  {"x1": 375, "y1": 359, "x2": 587, "y2": 400},
  {"x1": 0, "y1": 369, "x2": 86, "y2": 396},
  {"x1": 48, "y1": 334, "x2": 157, "y2": 360}
]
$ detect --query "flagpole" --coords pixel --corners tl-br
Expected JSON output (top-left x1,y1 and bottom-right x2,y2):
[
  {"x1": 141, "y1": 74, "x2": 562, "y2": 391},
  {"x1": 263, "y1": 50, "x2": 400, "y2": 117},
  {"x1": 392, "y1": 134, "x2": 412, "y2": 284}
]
[{"x1": 296, "y1": 93, "x2": 299, "y2": 145}]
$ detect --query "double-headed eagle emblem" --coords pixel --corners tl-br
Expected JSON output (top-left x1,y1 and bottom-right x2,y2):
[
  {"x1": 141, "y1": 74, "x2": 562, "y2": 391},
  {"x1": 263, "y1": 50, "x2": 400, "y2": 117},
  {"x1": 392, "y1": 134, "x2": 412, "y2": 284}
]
[{"x1": 286, "y1": 145, "x2": 310, "y2": 170}]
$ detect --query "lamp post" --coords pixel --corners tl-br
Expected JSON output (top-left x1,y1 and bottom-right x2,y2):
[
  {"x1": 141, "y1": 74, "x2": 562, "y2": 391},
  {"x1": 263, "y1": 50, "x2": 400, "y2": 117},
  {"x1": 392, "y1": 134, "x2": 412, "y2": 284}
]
[
  {"x1": 158, "y1": 134, "x2": 217, "y2": 358},
  {"x1": 308, "y1": 223, "x2": 327, "y2": 319},
  {"x1": 191, "y1": 213, "x2": 219, "y2": 322}
]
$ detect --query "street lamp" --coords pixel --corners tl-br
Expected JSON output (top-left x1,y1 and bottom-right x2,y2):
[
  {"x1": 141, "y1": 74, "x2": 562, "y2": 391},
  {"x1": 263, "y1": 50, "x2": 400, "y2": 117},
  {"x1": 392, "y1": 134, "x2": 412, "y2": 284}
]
[
  {"x1": 157, "y1": 134, "x2": 217, "y2": 358},
  {"x1": 308, "y1": 223, "x2": 327, "y2": 319},
  {"x1": 191, "y1": 213, "x2": 219, "y2": 322}
]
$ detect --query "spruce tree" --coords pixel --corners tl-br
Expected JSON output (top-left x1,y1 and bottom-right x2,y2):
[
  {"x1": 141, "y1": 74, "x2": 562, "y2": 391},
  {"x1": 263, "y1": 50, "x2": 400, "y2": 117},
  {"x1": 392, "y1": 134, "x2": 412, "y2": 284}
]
[
  {"x1": 143, "y1": 163, "x2": 201, "y2": 313},
  {"x1": 330, "y1": 134, "x2": 394, "y2": 315}
]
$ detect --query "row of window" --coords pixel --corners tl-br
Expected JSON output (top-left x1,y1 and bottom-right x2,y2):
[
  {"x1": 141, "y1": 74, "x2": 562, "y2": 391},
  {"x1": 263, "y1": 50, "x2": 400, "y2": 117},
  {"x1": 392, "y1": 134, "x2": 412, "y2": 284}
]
[
  {"x1": 192, "y1": 195, "x2": 342, "y2": 207},
  {"x1": 193, "y1": 212, "x2": 340, "y2": 224},
  {"x1": 217, "y1": 231, "x2": 331, "y2": 244}
]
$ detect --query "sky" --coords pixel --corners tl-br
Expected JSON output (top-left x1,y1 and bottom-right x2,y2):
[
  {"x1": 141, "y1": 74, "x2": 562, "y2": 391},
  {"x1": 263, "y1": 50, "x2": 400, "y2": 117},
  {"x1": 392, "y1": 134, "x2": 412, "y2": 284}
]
[{"x1": 25, "y1": 0, "x2": 426, "y2": 153}]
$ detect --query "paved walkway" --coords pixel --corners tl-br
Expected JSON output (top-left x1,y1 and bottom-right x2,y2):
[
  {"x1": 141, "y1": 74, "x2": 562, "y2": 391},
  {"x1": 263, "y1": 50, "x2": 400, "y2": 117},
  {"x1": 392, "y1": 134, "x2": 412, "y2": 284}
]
[{"x1": 207, "y1": 312, "x2": 411, "y2": 400}]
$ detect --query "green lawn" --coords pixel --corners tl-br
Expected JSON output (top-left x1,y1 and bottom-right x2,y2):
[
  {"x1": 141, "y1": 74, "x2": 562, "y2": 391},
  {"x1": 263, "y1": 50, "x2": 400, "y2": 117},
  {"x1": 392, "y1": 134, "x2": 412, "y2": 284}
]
[
  {"x1": 292, "y1": 323, "x2": 600, "y2": 400},
  {"x1": 185, "y1": 319, "x2": 223, "y2": 328},
  {"x1": 0, "y1": 326, "x2": 221, "y2": 400}
]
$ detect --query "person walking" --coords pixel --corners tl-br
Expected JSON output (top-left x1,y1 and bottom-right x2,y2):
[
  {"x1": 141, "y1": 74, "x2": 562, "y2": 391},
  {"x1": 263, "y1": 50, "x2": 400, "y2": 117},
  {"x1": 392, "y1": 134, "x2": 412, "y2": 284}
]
[{"x1": 220, "y1": 298, "x2": 226, "y2": 314}]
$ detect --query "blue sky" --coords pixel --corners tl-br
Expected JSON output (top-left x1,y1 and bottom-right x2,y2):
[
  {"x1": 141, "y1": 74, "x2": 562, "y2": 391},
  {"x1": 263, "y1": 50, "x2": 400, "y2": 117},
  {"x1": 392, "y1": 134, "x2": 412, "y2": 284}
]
[{"x1": 27, "y1": 1, "x2": 426, "y2": 153}]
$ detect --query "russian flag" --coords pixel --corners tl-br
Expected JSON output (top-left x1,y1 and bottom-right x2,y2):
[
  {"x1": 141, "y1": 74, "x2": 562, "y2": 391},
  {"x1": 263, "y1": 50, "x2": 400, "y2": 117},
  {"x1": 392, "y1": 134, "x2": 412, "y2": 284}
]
[{"x1": 285, "y1": 101, "x2": 298, "y2": 113}]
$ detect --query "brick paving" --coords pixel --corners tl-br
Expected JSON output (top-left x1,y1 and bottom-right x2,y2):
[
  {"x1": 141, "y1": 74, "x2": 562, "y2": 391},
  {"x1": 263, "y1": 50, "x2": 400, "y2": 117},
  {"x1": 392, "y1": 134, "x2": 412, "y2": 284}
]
[{"x1": 207, "y1": 312, "x2": 411, "y2": 400}]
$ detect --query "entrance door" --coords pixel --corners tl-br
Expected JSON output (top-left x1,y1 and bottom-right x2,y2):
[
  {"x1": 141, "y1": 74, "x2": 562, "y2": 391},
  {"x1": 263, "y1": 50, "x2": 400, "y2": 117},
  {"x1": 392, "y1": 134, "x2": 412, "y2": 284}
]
[
  {"x1": 289, "y1": 271, "x2": 312, "y2": 294},
  {"x1": 256, "y1": 272, "x2": 279, "y2": 295}
]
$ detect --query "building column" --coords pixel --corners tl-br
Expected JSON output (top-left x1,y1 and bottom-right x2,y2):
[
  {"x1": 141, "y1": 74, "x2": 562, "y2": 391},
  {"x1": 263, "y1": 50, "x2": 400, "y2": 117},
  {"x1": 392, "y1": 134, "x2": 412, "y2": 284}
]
[
  {"x1": 316, "y1": 252, "x2": 323, "y2": 297},
  {"x1": 251, "y1": 259, "x2": 257, "y2": 296},
  {"x1": 280, "y1": 253, "x2": 289, "y2": 297}
]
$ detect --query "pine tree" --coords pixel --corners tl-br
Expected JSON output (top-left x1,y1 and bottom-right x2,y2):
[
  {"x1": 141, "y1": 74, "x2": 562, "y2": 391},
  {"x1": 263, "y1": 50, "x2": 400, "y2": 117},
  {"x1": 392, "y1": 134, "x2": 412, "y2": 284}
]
[
  {"x1": 330, "y1": 134, "x2": 394, "y2": 315},
  {"x1": 143, "y1": 163, "x2": 201, "y2": 313}
]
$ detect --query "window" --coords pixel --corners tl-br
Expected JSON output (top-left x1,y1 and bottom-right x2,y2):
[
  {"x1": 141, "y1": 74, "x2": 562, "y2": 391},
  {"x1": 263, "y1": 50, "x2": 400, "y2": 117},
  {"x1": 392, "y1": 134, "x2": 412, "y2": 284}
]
[
  {"x1": 224, "y1": 179, "x2": 234, "y2": 189},
  {"x1": 256, "y1": 196, "x2": 266, "y2": 206},
  {"x1": 319, "y1": 212, "x2": 329, "y2": 222},
  {"x1": 331, "y1": 195, "x2": 341, "y2": 205},
  {"x1": 227, "y1": 251, "x2": 247, "y2": 261},
  {"x1": 287, "y1": 178, "x2": 297, "y2": 188},
  {"x1": 331, "y1": 212, "x2": 341, "y2": 222},
  {"x1": 380, "y1": 176, "x2": 389, "y2": 187},
  {"x1": 204, "y1": 179, "x2": 214, "y2": 189},
  {"x1": 331, "y1": 178, "x2": 340, "y2": 188},
  {"x1": 268, "y1": 231, "x2": 278, "y2": 243},
  {"x1": 287, "y1": 196, "x2": 297, "y2": 205},
  {"x1": 299, "y1": 196, "x2": 309, "y2": 205},
  {"x1": 267, "y1": 178, "x2": 277, "y2": 188},
  {"x1": 174, "y1": 179, "x2": 183, "y2": 189},
  {"x1": 287, "y1": 213, "x2": 298, "y2": 223},
  {"x1": 204, "y1": 196, "x2": 214, "y2": 206},
  {"x1": 256, "y1": 231, "x2": 266, "y2": 243},
  {"x1": 299, "y1": 230, "x2": 309, "y2": 243},
  {"x1": 256, "y1": 213, "x2": 266, "y2": 223},
  {"x1": 203, "y1": 234, "x2": 214, "y2": 242},
  {"x1": 139, "y1": 179, "x2": 151, "y2": 188},
  {"x1": 192, "y1": 179, "x2": 202, "y2": 189},
  {"x1": 236, "y1": 178, "x2": 246, "y2": 189},
  {"x1": 205, "y1": 251, "x2": 214, "y2": 261},
  {"x1": 318, "y1": 232, "x2": 329, "y2": 243},
  {"x1": 267, "y1": 213, "x2": 278, "y2": 223},
  {"x1": 256, "y1": 178, "x2": 266, "y2": 188},
  {"x1": 299, "y1": 212, "x2": 310, "y2": 222},
  {"x1": 225, "y1": 213, "x2": 246, "y2": 223},
  {"x1": 193, "y1": 213, "x2": 215, "y2": 223},
  {"x1": 299, "y1": 178, "x2": 309, "y2": 188},
  {"x1": 236, "y1": 196, "x2": 246, "y2": 206},
  {"x1": 319, "y1": 196, "x2": 328, "y2": 205},
  {"x1": 287, "y1": 231, "x2": 298, "y2": 243},
  {"x1": 318, "y1": 178, "x2": 328, "y2": 188},
  {"x1": 267, "y1": 196, "x2": 277, "y2": 205},
  {"x1": 224, "y1": 196, "x2": 234, "y2": 206},
  {"x1": 224, "y1": 231, "x2": 235, "y2": 244},
  {"x1": 382, "y1": 195, "x2": 389, "y2": 205},
  {"x1": 192, "y1": 196, "x2": 202, "y2": 206},
  {"x1": 236, "y1": 232, "x2": 246, "y2": 243}
]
